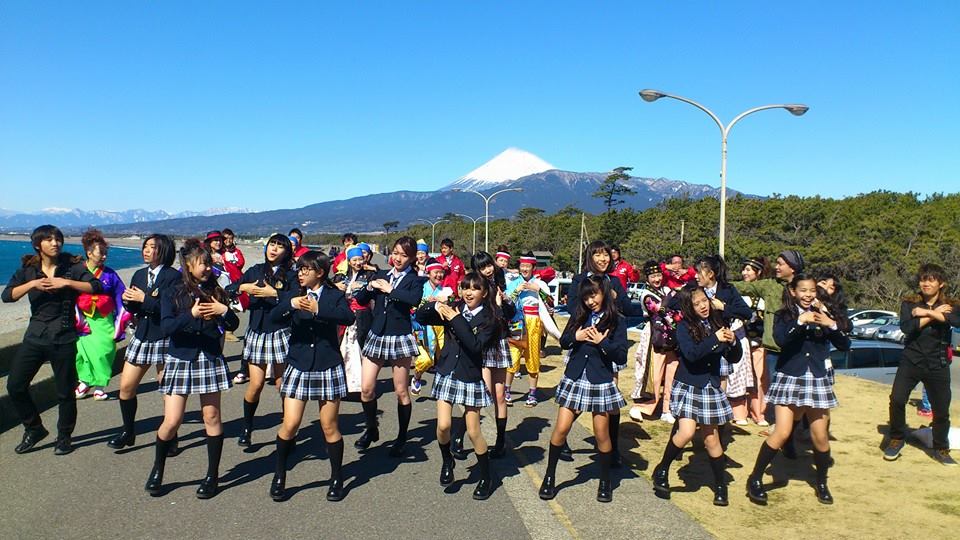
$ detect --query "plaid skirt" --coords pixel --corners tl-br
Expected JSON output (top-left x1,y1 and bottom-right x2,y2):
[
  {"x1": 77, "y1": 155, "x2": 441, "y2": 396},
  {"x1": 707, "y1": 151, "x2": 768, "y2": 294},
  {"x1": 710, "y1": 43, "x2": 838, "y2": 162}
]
[
  {"x1": 432, "y1": 373, "x2": 492, "y2": 408},
  {"x1": 669, "y1": 380, "x2": 733, "y2": 425},
  {"x1": 483, "y1": 338, "x2": 512, "y2": 369},
  {"x1": 243, "y1": 328, "x2": 291, "y2": 365},
  {"x1": 125, "y1": 336, "x2": 169, "y2": 366},
  {"x1": 160, "y1": 352, "x2": 231, "y2": 395},
  {"x1": 362, "y1": 332, "x2": 419, "y2": 362},
  {"x1": 555, "y1": 375, "x2": 627, "y2": 413},
  {"x1": 280, "y1": 363, "x2": 348, "y2": 402},
  {"x1": 767, "y1": 369, "x2": 838, "y2": 409}
]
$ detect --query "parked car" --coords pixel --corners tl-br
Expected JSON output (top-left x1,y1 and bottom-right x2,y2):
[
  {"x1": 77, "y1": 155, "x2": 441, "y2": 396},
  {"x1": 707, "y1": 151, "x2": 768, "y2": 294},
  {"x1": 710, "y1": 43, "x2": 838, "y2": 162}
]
[
  {"x1": 830, "y1": 339, "x2": 904, "y2": 385},
  {"x1": 875, "y1": 318, "x2": 904, "y2": 343},
  {"x1": 847, "y1": 309, "x2": 897, "y2": 327},
  {"x1": 954, "y1": 328, "x2": 960, "y2": 353},
  {"x1": 851, "y1": 316, "x2": 898, "y2": 339}
]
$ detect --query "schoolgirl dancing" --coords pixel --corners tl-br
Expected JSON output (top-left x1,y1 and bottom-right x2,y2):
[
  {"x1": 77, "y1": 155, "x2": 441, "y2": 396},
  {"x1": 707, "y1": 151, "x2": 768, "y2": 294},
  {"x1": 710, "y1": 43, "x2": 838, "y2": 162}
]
[
  {"x1": 411, "y1": 258, "x2": 452, "y2": 395},
  {"x1": 416, "y1": 272, "x2": 499, "y2": 499},
  {"x1": 747, "y1": 273, "x2": 850, "y2": 505},
  {"x1": 652, "y1": 285, "x2": 742, "y2": 507},
  {"x1": 146, "y1": 239, "x2": 238, "y2": 499},
  {"x1": 108, "y1": 234, "x2": 180, "y2": 451},
  {"x1": 269, "y1": 251, "x2": 356, "y2": 502},
  {"x1": 335, "y1": 245, "x2": 378, "y2": 394},
  {"x1": 352, "y1": 236, "x2": 427, "y2": 456},
  {"x1": 228, "y1": 233, "x2": 297, "y2": 447},
  {"x1": 540, "y1": 276, "x2": 627, "y2": 503}
]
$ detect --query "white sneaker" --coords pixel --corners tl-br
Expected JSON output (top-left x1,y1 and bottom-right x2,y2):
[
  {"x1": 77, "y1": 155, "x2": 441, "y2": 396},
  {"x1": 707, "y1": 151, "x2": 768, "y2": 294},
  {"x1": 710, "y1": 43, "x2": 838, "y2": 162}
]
[
  {"x1": 628, "y1": 406, "x2": 644, "y2": 422},
  {"x1": 659, "y1": 412, "x2": 676, "y2": 424}
]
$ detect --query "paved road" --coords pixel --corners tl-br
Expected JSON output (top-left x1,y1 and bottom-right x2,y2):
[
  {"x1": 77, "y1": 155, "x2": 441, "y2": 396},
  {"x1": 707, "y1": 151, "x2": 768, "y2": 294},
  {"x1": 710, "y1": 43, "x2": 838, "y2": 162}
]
[{"x1": 0, "y1": 319, "x2": 711, "y2": 540}]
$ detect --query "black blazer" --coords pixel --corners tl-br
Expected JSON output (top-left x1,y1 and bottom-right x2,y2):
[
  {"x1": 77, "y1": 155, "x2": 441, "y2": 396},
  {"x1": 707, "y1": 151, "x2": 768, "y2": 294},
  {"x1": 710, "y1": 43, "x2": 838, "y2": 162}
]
[
  {"x1": 559, "y1": 313, "x2": 628, "y2": 384},
  {"x1": 415, "y1": 302, "x2": 497, "y2": 383},
  {"x1": 124, "y1": 265, "x2": 180, "y2": 341},
  {"x1": 675, "y1": 320, "x2": 744, "y2": 389},
  {"x1": 270, "y1": 286, "x2": 355, "y2": 372},
  {"x1": 353, "y1": 268, "x2": 426, "y2": 336},
  {"x1": 666, "y1": 283, "x2": 752, "y2": 322},
  {"x1": 161, "y1": 284, "x2": 239, "y2": 361},
  {"x1": 226, "y1": 263, "x2": 299, "y2": 334},
  {"x1": 569, "y1": 272, "x2": 633, "y2": 317},
  {"x1": 773, "y1": 311, "x2": 850, "y2": 377}
]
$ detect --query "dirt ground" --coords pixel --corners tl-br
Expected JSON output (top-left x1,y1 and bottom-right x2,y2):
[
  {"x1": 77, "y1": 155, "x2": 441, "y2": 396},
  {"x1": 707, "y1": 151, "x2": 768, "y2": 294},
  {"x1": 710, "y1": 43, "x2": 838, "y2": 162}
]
[{"x1": 534, "y1": 332, "x2": 960, "y2": 540}]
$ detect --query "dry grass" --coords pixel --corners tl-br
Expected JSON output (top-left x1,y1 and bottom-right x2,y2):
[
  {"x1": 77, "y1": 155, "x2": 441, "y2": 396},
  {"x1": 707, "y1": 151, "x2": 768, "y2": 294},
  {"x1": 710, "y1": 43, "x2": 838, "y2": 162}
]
[{"x1": 536, "y1": 330, "x2": 960, "y2": 540}]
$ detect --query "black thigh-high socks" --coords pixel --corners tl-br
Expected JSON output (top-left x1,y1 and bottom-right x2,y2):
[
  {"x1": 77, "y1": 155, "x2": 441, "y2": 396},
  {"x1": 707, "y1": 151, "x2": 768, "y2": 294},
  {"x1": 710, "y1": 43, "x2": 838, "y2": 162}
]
[
  {"x1": 750, "y1": 441, "x2": 778, "y2": 479},
  {"x1": 813, "y1": 448, "x2": 831, "y2": 483},
  {"x1": 397, "y1": 402, "x2": 412, "y2": 443},
  {"x1": 362, "y1": 399, "x2": 378, "y2": 431},
  {"x1": 709, "y1": 455, "x2": 726, "y2": 485},
  {"x1": 275, "y1": 436, "x2": 294, "y2": 476},
  {"x1": 328, "y1": 438, "x2": 344, "y2": 480},
  {"x1": 658, "y1": 439, "x2": 683, "y2": 469},
  {"x1": 242, "y1": 399, "x2": 259, "y2": 430},
  {"x1": 545, "y1": 443, "x2": 563, "y2": 478},
  {"x1": 119, "y1": 397, "x2": 137, "y2": 433},
  {"x1": 205, "y1": 434, "x2": 224, "y2": 478}
]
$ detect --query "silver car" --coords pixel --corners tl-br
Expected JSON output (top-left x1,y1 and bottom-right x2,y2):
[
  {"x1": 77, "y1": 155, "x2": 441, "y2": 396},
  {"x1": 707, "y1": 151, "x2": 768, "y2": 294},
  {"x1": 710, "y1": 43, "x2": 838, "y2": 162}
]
[
  {"x1": 831, "y1": 339, "x2": 904, "y2": 385},
  {"x1": 875, "y1": 318, "x2": 904, "y2": 343},
  {"x1": 851, "y1": 316, "x2": 898, "y2": 339},
  {"x1": 847, "y1": 309, "x2": 898, "y2": 327}
]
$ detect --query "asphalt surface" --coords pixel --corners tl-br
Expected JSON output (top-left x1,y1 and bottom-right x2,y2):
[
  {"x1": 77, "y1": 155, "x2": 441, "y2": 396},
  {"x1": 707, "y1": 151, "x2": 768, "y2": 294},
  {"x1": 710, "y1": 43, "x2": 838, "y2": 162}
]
[{"x1": 0, "y1": 315, "x2": 712, "y2": 540}]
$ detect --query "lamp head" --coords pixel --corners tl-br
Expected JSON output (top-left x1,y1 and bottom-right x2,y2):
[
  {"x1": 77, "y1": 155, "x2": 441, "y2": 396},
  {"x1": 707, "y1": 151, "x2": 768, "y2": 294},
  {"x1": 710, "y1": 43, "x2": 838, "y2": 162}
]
[
  {"x1": 639, "y1": 89, "x2": 665, "y2": 102},
  {"x1": 785, "y1": 105, "x2": 809, "y2": 116}
]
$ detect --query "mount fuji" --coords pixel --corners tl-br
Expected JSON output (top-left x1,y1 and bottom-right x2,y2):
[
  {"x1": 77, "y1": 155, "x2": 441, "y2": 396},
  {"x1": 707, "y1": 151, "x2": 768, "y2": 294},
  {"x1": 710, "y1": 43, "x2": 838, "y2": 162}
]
[{"x1": 444, "y1": 148, "x2": 557, "y2": 191}]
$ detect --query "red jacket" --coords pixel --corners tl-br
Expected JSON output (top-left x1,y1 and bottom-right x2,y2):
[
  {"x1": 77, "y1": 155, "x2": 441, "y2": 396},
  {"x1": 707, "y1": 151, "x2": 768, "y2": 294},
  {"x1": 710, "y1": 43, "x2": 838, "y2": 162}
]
[
  {"x1": 660, "y1": 262, "x2": 696, "y2": 290},
  {"x1": 223, "y1": 246, "x2": 245, "y2": 271},
  {"x1": 610, "y1": 259, "x2": 639, "y2": 289},
  {"x1": 440, "y1": 254, "x2": 465, "y2": 294}
]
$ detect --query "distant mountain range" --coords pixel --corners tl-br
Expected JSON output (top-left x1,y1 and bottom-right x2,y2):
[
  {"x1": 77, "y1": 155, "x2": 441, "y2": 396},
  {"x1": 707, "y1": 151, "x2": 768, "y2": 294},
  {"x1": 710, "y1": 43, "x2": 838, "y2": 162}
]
[
  {"x1": 2, "y1": 148, "x2": 754, "y2": 235},
  {"x1": 0, "y1": 207, "x2": 253, "y2": 232}
]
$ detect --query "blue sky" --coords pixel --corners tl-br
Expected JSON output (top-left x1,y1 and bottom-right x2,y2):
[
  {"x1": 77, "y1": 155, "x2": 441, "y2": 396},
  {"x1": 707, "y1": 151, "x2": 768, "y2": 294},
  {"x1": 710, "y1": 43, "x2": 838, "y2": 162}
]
[{"x1": 1, "y1": 1, "x2": 957, "y2": 213}]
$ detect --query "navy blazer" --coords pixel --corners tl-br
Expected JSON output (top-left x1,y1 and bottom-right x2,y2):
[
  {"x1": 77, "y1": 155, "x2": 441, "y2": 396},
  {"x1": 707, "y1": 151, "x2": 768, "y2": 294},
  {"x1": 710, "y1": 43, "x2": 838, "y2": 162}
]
[
  {"x1": 773, "y1": 311, "x2": 850, "y2": 377},
  {"x1": 675, "y1": 320, "x2": 744, "y2": 389},
  {"x1": 270, "y1": 286, "x2": 355, "y2": 372},
  {"x1": 415, "y1": 302, "x2": 497, "y2": 383},
  {"x1": 569, "y1": 272, "x2": 634, "y2": 317},
  {"x1": 161, "y1": 284, "x2": 239, "y2": 361},
  {"x1": 226, "y1": 263, "x2": 299, "y2": 334},
  {"x1": 353, "y1": 268, "x2": 426, "y2": 336},
  {"x1": 559, "y1": 313, "x2": 628, "y2": 384},
  {"x1": 124, "y1": 265, "x2": 181, "y2": 342},
  {"x1": 667, "y1": 283, "x2": 752, "y2": 322}
]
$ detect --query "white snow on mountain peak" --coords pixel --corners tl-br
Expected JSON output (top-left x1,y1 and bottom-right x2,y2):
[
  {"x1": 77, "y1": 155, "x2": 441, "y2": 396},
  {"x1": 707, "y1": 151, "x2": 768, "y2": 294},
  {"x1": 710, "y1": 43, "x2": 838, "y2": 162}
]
[{"x1": 445, "y1": 148, "x2": 556, "y2": 190}]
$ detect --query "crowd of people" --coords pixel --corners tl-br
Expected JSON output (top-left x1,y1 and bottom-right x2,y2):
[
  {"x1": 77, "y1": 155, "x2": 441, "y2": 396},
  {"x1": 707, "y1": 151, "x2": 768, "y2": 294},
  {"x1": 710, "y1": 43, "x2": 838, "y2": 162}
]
[{"x1": 3, "y1": 224, "x2": 958, "y2": 506}]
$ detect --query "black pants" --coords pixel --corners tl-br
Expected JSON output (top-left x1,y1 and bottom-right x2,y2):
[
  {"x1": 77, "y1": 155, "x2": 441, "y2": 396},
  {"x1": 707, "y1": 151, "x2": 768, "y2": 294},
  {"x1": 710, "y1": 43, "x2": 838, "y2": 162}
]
[
  {"x1": 6, "y1": 338, "x2": 79, "y2": 436},
  {"x1": 889, "y1": 359, "x2": 952, "y2": 449}
]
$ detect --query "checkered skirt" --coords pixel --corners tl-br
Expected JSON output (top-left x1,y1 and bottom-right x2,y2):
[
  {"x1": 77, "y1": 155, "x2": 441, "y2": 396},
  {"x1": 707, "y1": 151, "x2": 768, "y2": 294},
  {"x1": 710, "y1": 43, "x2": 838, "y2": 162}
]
[
  {"x1": 280, "y1": 363, "x2": 348, "y2": 401},
  {"x1": 669, "y1": 380, "x2": 733, "y2": 425},
  {"x1": 362, "y1": 332, "x2": 419, "y2": 362},
  {"x1": 432, "y1": 373, "x2": 492, "y2": 408},
  {"x1": 555, "y1": 375, "x2": 627, "y2": 413},
  {"x1": 767, "y1": 369, "x2": 838, "y2": 409},
  {"x1": 124, "y1": 336, "x2": 169, "y2": 366},
  {"x1": 243, "y1": 328, "x2": 292, "y2": 365},
  {"x1": 159, "y1": 351, "x2": 231, "y2": 395},
  {"x1": 483, "y1": 337, "x2": 512, "y2": 369}
]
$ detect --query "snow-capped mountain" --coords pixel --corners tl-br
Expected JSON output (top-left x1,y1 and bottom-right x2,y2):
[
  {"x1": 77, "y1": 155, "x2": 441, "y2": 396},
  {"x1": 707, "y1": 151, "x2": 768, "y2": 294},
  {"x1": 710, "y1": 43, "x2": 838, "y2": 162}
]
[{"x1": 444, "y1": 148, "x2": 556, "y2": 191}]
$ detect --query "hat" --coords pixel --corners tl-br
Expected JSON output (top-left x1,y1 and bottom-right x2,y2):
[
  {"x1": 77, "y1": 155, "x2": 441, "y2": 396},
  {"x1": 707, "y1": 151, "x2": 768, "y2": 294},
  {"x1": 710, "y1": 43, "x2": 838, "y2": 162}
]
[
  {"x1": 495, "y1": 251, "x2": 510, "y2": 261},
  {"x1": 743, "y1": 258, "x2": 764, "y2": 272},
  {"x1": 288, "y1": 235, "x2": 300, "y2": 247},
  {"x1": 643, "y1": 260, "x2": 661, "y2": 276},
  {"x1": 416, "y1": 239, "x2": 430, "y2": 253},
  {"x1": 779, "y1": 250, "x2": 805, "y2": 273},
  {"x1": 519, "y1": 255, "x2": 537, "y2": 265},
  {"x1": 205, "y1": 230, "x2": 223, "y2": 242},
  {"x1": 358, "y1": 242, "x2": 372, "y2": 254},
  {"x1": 425, "y1": 260, "x2": 443, "y2": 273},
  {"x1": 347, "y1": 246, "x2": 365, "y2": 260}
]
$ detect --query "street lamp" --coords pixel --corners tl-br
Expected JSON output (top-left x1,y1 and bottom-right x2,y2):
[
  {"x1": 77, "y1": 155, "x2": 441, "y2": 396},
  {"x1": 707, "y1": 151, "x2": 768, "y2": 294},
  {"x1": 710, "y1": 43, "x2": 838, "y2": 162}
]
[
  {"x1": 453, "y1": 213, "x2": 488, "y2": 254},
  {"x1": 639, "y1": 89, "x2": 808, "y2": 257},
  {"x1": 452, "y1": 187, "x2": 524, "y2": 253},
  {"x1": 416, "y1": 218, "x2": 449, "y2": 252}
]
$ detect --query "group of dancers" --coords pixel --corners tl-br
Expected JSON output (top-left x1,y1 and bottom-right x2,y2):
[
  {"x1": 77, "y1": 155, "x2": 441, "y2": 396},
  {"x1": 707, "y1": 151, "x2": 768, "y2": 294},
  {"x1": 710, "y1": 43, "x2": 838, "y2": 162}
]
[{"x1": 4, "y1": 224, "x2": 957, "y2": 506}]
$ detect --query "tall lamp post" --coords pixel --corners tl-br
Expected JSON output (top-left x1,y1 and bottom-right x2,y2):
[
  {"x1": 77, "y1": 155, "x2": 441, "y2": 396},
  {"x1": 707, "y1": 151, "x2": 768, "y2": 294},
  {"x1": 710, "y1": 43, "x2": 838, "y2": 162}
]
[
  {"x1": 453, "y1": 213, "x2": 488, "y2": 254},
  {"x1": 453, "y1": 187, "x2": 523, "y2": 253},
  {"x1": 416, "y1": 218, "x2": 449, "y2": 252},
  {"x1": 639, "y1": 89, "x2": 808, "y2": 257}
]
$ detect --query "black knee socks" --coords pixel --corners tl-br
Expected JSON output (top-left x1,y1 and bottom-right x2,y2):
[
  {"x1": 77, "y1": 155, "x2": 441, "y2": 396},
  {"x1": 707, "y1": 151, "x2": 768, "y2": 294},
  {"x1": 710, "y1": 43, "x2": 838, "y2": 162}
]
[
  {"x1": 476, "y1": 451, "x2": 490, "y2": 480},
  {"x1": 598, "y1": 451, "x2": 612, "y2": 483},
  {"x1": 709, "y1": 455, "x2": 726, "y2": 485},
  {"x1": 545, "y1": 443, "x2": 563, "y2": 477},
  {"x1": 328, "y1": 438, "x2": 344, "y2": 480},
  {"x1": 120, "y1": 397, "x2": 137, "y2": 433},
  {"x1": 658, "y1": 440, "x2": 683, "y2": 469},
  {"x1": 751, "y1": 442, "x2": 778, "y2": 479},
  {"x1": 242, "y1": 399, "x2": 259, "y2": 430},
  {"x1": 609, "y1": 413, "x2": 621, "y2": 454},
  {"x1": 153, "y1": 436, "x2": 171, "y2": 471},
  {"x1": 205, "y1": 434, "x2": 224, "y2": 478},
  {"x1": 494, "y1": 417, "x2": 507, "y2": 451},
  {"x1": 813, "y1": 448, "x2": 831, "y2": 483},
  {"x1": 439, "y1": 441, "x2": 453, "y2": 463},
  {"x1": 275, "y1": 436, "x2": 294, "y2": 476},
  {"x1": 362, "y1": 399, "x2": 378, "y2": 431},
  {"x1": 397, "y1": 402, "x2": 412, "y2": 442}
]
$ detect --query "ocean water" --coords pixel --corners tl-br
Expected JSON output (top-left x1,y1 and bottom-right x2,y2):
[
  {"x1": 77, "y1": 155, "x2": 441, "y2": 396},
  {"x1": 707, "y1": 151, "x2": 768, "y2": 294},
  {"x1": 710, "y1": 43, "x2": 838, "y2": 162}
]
[{"x1": 0, "y1": 240, "x2": 145, "y2": 281}]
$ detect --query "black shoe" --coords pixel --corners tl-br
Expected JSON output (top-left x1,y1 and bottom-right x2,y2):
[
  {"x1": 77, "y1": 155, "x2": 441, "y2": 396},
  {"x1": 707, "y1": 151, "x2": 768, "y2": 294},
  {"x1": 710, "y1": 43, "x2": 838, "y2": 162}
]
[
  {"x1": 747, "y1": 476, "x2": 768, "y2": 505},
  {"x1": 107, "y1": 431, "x2": 135, "y2": 449},
  {"x1": 196, "y1": 476, "x2": 219, "y2": 499},
  {"x1": 145, "y1": 465, "x2": 164, "y2": 496},
  {"x1": 815, "y1": 482, "x2": 833, "y2": 505},
  {"x1": 354, "y1": 428, "x2": 379, "y2": 450},
  {"x1": 611, "y1": 451, "x2": 623, "y2": 469},
  {"x1": 713, "y1": 483, "x2": 729, "y2": 507},
  {"x1": 238, "y1": 428, "x2": 252, "y2": 448},
  {"x1": 538, "y1": 475, "x2": 557, "y2": 500},
  {"x1": 326, "y1": 478, "x2": 345, "y2": 502},
  {"x1": 451, "y1": 435, "x2": 468, "y2": 460},
  {"x1": 652, "y1": 466, "x2": 670, "y2": 499},
  {"x1": 270, "y1": 473, "x2": 286, "y2": 502},
  {"x1": 440, "y1": 460, "x2": 456, "y2": 486},
  {"x1": 14, "y1": 427, "x2": 49, "y2": 454},
  {"x1": 388, "y1": 440, "x2": 406, "y2": 457},
  {"x1": 53, "y1": 436, "x2": 73, "y2": 456},
  {"x1": 167, "y1": 436, "x2": 180, "y2": 458},
  {"x1": 559, "y1": 442, "x2": 574, "y2": 462},
  {"x1": 596, "y1": 479, "x2": 613, "y2": 503},
  {"x1": 473, "y1": 477, "x2": 493, "y2": 500}
]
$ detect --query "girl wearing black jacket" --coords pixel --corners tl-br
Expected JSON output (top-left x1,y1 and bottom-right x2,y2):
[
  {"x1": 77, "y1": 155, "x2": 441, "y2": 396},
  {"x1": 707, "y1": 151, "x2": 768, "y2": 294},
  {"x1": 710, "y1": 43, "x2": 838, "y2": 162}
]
[
  {"x1": 539, "y1": 276, "x2": 627, "y2": 503},
  {"x1": 652, "y1": 286, "x2": 742, "y2": 507},
  {"x1": 416, "y1": 272, "x2": 499, "y2": 500},
  {"x1": 269, "y1": 251, "x2": 356, "y2": 502},
  {"x1": 146, "y1": 239, "x2": 239, "y2": 499}
]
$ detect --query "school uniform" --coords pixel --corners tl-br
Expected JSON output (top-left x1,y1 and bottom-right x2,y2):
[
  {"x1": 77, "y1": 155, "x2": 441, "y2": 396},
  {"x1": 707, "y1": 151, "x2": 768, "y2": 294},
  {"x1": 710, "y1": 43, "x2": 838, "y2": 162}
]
[
  {"x1": 415, "y1": 302, "x2": 496, "y2": 408},
  {"x1": 123, "y1": 265, "x2": 180, "y2": 365},
  {"x1": 228, "y1": 263, "x2": 298, "y2": 366},
  {"x1": 159, "y1": 284, "x2": 239, "y2": 395},
  {"x1": 766, "y1": 308, "x2": 850, "y2": 409},
  {"x1": 483, "y1": 286, "x2": 515, "y2": 369},
  {"x1": 670, "y1": 320, "x2": 743, "y2": 425},
  {"x1": 556, "y1": 312, "x2": 628, "y2": 413},
  {"x1": 353, "y1": 266, "x2": 426, "y2": 362},
  {"x1": 271, "y1": 286, "x2": 356, "y2": 401},
  {"x1": 569, "y1": 271, "x2": 639, "y2": 375}
]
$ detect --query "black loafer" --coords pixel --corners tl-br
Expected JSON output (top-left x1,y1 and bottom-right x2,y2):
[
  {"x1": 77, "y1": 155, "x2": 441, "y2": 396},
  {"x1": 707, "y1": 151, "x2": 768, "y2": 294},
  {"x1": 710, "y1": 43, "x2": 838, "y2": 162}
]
[
  {"x1": 596, "y1": 479, "x2": 613, "y2": 503},
  {"x1": 107, "y1": 431, "x2": 135, "y2": 449},
  {"x1": 145, "y1": 466, "x2": 164, "y2": 496},
  {"x1": 53, "y1": 436, "x2": 74, "y2": 456},
  {"x1": 747, "y1": 476, "x2": 768, "y2": 505},
  {"x1": 652, "y1": 466, "x2": 670, "y2": 499},
  {"x1": 196, "y1": 476, "x2": 219, "y2": 499},
  {"x1": 440, "y1": 460, "x2": 456, "y2": 486},
  {"x1": 270, "y1": 473, "x2": 286, "y2": 502},
  {"x1": 14, "y1": 427, "x2": 49, "y2": 454},
  {"x1": 538, "y1": 475, "x2": 557, "y2": 500},
  {"x1": 238, "y1": 428, "x2": 252, "y2": 448},
  {"x1": 815, "y1": 482, "x2": 833, "y2": 505},
  {"x1": 473, "y1": 478, "x2": 493, "y2": 500},
  {"x1": 354, "y1": 428, "x2": 379, "y2": 450},
  {"x1": 326, "y1": 478, "x2": 345, "y2": 502},
  {"x1": 713, "y1": 483, "x2": 729, "y2": 507},
  {"x1": 451, "y1": 436, "x2": 468, "y2": 460}
]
